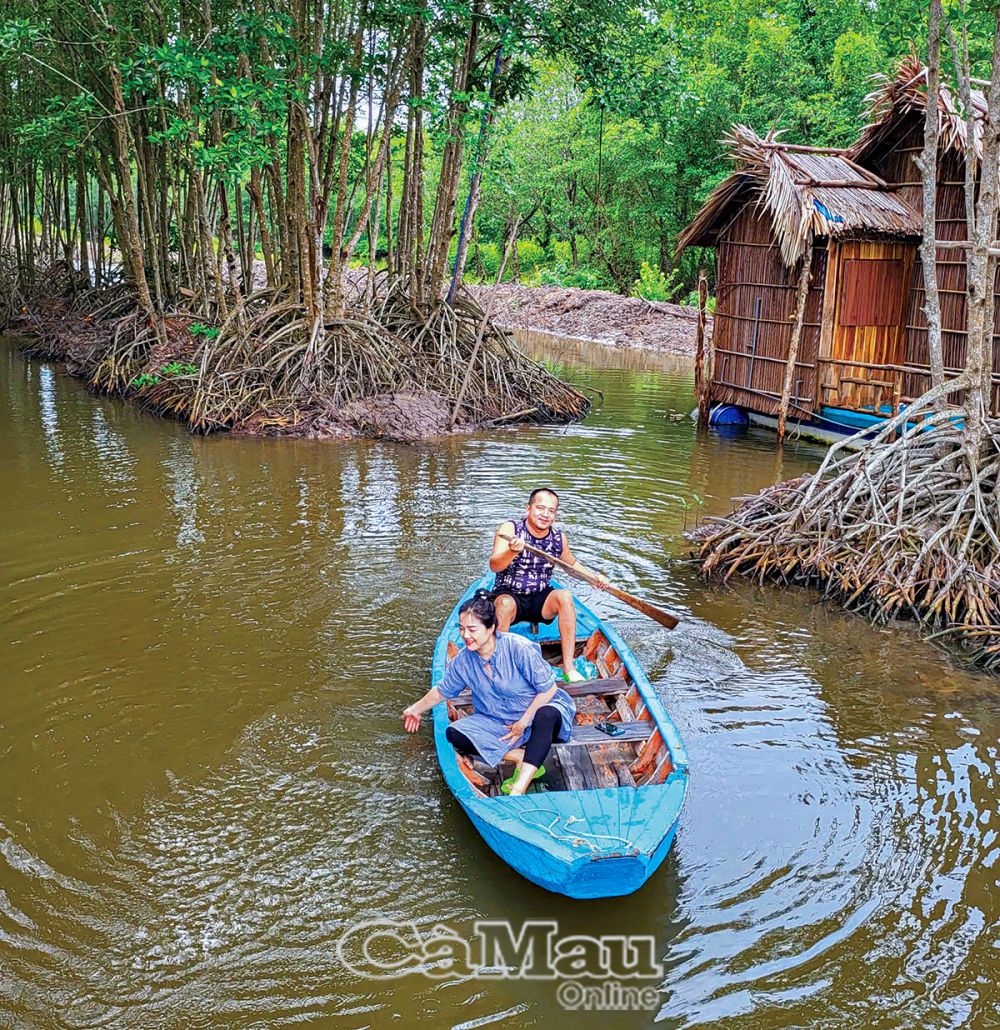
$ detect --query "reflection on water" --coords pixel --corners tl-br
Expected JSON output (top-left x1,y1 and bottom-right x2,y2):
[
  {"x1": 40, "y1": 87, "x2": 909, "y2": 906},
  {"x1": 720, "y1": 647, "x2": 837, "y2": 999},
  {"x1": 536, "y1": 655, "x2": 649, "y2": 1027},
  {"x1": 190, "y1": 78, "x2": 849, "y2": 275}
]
[
  {"x1": 37, "y1": 363, "x2": 65, "y2": 468},
  {"x1": 0, "y1": 335, "x2": 996, "y2": 1029}
]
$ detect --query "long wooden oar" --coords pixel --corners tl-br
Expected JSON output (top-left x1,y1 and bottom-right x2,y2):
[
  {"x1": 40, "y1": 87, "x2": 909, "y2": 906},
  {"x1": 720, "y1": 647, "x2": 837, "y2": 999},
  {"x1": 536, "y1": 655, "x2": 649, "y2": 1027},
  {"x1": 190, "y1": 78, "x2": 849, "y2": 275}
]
[{"x1": 498, "y1": 533, "x2": 679, "y2": 630}]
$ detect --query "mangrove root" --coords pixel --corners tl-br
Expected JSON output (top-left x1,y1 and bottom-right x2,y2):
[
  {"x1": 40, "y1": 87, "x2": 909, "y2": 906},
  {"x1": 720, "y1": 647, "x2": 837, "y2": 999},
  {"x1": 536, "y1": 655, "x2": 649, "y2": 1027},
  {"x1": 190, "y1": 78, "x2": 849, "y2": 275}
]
[{"x1": 694, "y1": 400, "x2": 1000, "y2": 671}]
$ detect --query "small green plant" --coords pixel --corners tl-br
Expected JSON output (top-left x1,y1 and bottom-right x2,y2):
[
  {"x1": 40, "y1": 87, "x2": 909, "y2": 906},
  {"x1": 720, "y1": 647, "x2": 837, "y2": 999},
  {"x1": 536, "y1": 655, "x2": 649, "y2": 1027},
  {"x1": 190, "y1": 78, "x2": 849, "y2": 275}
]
[
  {"x1": 631, "y1": 262, "x2": 681, "y2": 303},
  {"x1": 130, "y1": 362, "x2": 198, "y2": 389},
  {"x1": 680, "y1": 491, "x2": 706, "y2": 532},
  {"x1": 189, "y1": 322, "x2": 220, "y2": 339},
  {"x1": 131, "y1": 372, "x2": 162, "y2": 388}
]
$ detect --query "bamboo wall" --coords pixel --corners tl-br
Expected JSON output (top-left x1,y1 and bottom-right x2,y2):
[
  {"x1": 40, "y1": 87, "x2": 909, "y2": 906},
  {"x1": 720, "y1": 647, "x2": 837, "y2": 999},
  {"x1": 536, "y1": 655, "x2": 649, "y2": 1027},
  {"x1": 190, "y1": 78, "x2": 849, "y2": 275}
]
[{"x1": 709, "y1": 203, "x2": 826, "y2": 417}]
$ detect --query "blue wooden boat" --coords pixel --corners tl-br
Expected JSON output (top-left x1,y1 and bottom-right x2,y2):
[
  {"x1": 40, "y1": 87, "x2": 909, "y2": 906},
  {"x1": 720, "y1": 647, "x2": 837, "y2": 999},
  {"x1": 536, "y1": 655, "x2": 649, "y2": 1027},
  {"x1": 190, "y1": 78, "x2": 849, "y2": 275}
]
[{"x1": 430, "y1": 576, "x2": 689, "y2": 899}]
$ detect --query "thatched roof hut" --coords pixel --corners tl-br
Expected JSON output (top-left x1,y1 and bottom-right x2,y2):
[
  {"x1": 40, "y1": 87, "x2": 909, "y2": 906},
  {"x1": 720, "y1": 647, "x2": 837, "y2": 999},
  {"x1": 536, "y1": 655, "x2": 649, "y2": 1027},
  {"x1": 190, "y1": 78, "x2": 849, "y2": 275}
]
[
  {"x1": 677, "y1": 125, "x2": 921, "y2": 267},
  {"x1": 678, "y1": 61, "x2": 1000, "y2": 438},
  {"x1": 850, "y1": 55, "x2": 988, "y2": 163}
]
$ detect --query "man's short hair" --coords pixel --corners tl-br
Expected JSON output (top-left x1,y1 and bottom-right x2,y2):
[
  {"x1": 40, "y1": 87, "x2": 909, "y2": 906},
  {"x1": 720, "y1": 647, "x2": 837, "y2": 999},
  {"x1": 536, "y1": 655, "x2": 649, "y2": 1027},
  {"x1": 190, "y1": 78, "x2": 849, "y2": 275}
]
[{"x1": 528, "y1": 487, "x2": 560, "y2": 506}]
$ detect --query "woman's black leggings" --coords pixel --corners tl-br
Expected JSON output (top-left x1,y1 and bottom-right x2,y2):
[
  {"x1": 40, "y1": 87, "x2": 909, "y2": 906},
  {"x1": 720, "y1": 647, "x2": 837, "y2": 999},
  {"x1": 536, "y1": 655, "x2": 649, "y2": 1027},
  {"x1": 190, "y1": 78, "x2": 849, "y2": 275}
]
[{"x1": 446, "y1": 705, "x2": 562, "y2": 769}]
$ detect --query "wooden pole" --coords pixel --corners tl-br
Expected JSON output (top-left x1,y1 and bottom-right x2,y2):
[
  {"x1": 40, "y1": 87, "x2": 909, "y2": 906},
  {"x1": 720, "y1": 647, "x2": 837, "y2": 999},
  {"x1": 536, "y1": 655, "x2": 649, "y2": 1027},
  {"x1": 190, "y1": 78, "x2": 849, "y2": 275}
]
[
  {"x1": 694, "y1": 269, "x2": 710, "y2": 425},
  {"x1": 777, "y1": 246, "x2": 813, "y2": 443},
  {"x1": 933, "y1": 239, "x2": 1000, "y2": 257}
]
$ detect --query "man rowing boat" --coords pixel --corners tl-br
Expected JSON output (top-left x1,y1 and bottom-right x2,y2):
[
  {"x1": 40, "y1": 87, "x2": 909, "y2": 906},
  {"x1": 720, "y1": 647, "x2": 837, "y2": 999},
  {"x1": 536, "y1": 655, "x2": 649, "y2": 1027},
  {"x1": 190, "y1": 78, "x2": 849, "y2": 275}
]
[{"x1": 489, "y1": 488, "x2": 608, "y2": 683}]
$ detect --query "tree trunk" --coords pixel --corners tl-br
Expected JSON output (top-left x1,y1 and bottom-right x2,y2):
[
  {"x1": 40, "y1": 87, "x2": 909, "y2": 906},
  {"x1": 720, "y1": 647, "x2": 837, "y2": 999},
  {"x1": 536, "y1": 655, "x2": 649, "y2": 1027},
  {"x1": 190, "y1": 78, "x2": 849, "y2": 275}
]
[
  {"x1": 962, "y1": 17, "x2": 1000, "y2": 451},
  {"x1": 75, "y1": 152, "x2": 90, "y2": 284},
  {"x1": 107, "y1": 66, "x2": 162, "y2": 337},
  {"x1": 448, "y1": 47, "x2": 504, "y2": 301},
  {"x1": 694, "y1": 270, "x2": 710, "y2": 425},
  {"x1": 918, "y1": 0, "x2": 945, "y2": 391},
  {"x1": 422, "y1": 11, "x2": 479, "y2": 302}
]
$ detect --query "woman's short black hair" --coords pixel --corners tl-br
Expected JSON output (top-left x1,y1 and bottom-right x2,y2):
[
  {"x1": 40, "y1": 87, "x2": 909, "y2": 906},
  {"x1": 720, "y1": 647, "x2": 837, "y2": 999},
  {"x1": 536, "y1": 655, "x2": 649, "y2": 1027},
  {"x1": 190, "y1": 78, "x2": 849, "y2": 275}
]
[{"x1": 459, "y1": 590, "x2": 498, "y2": 629}]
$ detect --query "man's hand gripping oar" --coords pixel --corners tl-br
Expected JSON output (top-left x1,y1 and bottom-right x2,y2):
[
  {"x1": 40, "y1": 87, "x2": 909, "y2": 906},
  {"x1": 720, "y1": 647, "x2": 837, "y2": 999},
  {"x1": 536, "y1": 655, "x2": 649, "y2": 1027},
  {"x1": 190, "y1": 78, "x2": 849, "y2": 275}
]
[{"x1": 497, "y1": 533, "x2": 679, "y2": 631}]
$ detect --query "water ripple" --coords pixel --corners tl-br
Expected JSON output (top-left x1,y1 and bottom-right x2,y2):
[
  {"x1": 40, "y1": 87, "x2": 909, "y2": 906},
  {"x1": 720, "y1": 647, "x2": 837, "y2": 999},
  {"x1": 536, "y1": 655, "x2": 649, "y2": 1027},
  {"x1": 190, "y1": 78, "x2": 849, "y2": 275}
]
[{"x1": 1, "y1": 336, "x2": 997, "y2": 1029}]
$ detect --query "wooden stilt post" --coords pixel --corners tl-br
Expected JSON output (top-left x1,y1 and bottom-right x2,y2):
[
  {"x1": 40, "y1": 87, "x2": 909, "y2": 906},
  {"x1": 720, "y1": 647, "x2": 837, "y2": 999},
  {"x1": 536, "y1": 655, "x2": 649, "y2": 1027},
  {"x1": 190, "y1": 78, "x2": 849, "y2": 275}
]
[
  {"x1": 695, "y1": 270, "x2": 711, "y2": 425},
  {"x1": 777, "y1": 246, "x2": 813, "y2": 443}
]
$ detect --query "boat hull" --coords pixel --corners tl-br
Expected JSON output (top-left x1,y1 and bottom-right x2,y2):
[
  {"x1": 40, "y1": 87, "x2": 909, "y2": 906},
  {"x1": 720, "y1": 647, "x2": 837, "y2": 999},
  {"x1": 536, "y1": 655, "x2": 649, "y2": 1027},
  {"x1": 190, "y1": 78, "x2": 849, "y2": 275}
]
[
  {"x1": 456, "y1": 787, "x2": 685, "y2": 899},
  {"x1": 431, "y1": 577, "x2": 688, "y2": 899}
]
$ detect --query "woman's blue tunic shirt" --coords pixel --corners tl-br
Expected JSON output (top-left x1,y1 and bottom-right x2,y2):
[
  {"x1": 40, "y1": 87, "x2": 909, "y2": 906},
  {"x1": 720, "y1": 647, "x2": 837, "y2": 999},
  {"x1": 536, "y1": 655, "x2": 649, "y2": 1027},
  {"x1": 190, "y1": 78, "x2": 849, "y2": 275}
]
[{"x1": 437, "y1": 632, "x2": 575, "y2": 765}]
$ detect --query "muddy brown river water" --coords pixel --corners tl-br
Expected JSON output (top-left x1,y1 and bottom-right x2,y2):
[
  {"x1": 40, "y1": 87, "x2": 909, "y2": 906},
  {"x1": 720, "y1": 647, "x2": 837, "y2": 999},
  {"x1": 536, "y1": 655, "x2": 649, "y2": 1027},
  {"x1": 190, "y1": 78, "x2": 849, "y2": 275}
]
[{"x1": 1, "y1": 333, "x2": 997, "y2": 1029}]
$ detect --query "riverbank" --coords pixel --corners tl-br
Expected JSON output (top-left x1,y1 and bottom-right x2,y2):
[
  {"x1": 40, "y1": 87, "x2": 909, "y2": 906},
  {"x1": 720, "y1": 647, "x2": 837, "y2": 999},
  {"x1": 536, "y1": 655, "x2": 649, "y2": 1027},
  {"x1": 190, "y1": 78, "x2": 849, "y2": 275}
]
[
  {"x1": 472, "y1": 282, "x2": 708, "y2": 354},
  {"x1": 693, "y1": 405, "x2": 1000, "y2": 674},
  {"x1": 2, "y1": 266, "x2": 591, "y2": 442}
]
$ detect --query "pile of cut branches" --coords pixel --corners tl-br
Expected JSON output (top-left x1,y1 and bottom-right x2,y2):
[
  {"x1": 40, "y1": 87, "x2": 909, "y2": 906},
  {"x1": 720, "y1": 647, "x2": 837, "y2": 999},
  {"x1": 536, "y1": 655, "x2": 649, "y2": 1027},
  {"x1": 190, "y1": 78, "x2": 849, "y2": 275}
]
[{"x1": 694, "y1": 396, "x2": 1000, "y2": 670}]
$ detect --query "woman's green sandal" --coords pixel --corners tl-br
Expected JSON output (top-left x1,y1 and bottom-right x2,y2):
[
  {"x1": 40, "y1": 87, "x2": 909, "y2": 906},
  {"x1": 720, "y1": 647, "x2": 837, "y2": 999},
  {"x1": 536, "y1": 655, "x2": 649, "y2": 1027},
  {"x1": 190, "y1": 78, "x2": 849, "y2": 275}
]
[{"x1": 500, "y1": 765, "x2": 546, "y2": 795}]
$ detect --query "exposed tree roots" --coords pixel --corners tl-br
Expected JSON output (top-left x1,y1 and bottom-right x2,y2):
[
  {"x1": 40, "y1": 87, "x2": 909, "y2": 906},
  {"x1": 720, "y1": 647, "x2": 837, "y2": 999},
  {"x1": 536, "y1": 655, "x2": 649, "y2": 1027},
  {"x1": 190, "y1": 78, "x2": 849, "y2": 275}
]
[
  {"x1": 3, "y1": 263, "x2": 590, "y2": 441},
  {"x1": 694, "y1": 397, "x2": 1000, "y2": 671}
]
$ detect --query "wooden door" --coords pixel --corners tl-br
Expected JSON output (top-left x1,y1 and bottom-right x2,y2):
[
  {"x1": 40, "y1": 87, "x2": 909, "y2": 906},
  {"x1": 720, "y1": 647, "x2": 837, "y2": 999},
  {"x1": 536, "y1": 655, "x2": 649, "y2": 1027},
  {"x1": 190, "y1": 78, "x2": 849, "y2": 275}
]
[{"x1": 820, "y1": 239, "x2": 915, "y2": 412}]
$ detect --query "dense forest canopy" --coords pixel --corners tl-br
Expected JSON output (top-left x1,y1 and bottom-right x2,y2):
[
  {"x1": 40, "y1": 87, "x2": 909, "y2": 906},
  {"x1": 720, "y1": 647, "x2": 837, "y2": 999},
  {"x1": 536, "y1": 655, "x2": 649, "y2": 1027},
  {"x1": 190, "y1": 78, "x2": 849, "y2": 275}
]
[
  {"x1": 0, "y1": 0, "x2": 998, "y2": 316},
  {"x1": 477, "y1": 0, "x2": 1000, "y2": 299}
]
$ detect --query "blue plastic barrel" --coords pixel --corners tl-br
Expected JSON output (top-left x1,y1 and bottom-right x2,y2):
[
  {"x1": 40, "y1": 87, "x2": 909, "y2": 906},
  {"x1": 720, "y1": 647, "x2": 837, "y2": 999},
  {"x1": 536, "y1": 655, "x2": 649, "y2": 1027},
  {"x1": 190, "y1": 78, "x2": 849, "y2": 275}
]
[{"x1": 708, "y1": 404, "x2": 750, "y2": 428}]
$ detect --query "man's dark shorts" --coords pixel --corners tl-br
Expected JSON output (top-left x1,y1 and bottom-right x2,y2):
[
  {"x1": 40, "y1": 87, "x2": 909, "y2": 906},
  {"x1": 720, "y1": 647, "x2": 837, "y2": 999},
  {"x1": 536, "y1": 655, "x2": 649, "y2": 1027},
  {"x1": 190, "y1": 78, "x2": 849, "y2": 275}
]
[{"x1": 491, "y1": 585, "x2": 555, "y2": 625}]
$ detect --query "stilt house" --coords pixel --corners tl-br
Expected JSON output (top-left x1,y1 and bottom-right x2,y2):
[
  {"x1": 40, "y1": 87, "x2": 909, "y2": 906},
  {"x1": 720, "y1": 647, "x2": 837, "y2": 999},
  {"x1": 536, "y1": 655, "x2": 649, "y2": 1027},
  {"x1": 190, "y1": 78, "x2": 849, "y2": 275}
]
[{"x1": 678, "y1": 57, "x2": 1000, "y2": 436}]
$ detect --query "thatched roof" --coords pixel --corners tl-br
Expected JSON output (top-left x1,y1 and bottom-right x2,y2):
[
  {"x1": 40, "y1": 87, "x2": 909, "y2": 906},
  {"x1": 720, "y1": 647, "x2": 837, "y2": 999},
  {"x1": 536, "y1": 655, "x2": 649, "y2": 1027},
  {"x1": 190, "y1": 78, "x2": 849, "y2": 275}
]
[
  {"x1": 677, "y1": 125, "x2": 921, "y2": 267},
  {"x1": 850, "y1": 54, "x2": 987, "y2": 163}
]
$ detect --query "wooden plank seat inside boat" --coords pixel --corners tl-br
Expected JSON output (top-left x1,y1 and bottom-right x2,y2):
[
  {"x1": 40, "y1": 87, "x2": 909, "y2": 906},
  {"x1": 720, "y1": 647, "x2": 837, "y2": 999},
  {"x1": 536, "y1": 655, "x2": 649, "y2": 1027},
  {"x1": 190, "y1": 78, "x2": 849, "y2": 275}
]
[
  {"x1": 467, "y1": 737, "x2": 644, "y2": 796},
  {"x1": 555, "y1": 722, "x2": 653, "y2": 746},
  {"x1": 548, "y1": 742, "x2": 639, "y2": 790}
]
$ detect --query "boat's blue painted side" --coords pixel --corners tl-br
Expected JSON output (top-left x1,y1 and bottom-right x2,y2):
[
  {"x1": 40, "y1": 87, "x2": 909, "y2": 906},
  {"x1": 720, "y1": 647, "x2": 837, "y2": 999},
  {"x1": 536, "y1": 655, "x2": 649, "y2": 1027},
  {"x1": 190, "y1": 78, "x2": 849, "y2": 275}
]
[
  {"x1": 430, "y1": 576, "x2": 689, "y2": 899},
  {"x1": 745, "y1": 404, "x2": 964, "y2": 447}
]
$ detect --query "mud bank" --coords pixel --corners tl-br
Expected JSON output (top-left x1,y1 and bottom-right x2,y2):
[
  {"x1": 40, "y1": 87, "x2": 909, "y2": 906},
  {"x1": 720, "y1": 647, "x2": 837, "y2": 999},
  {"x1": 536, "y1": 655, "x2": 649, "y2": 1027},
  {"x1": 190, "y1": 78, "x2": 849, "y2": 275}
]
[
  {"x1": 3, "y1": 268, "x2": 590, "y2": 443},
  {"x1": 471, "y1": 282, "x2": 710, "y2": 354}
]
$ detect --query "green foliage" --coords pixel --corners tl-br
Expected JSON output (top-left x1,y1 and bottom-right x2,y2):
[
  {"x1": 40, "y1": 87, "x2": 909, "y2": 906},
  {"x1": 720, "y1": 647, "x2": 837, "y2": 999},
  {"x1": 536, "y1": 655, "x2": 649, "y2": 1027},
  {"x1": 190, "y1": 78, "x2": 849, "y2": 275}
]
[
  {"x1": 130, "y1": 361, "x2": 198, "y2": 389},
  {"x1": 471, "y1": 0, "x2": 954, "y2": 297},
  {"x1": 189, "y1": 323, "x2": 219, "y2": 340},
  {"x1": 0, "y1": 18, "x2": 42, "y2": 51},
  {"x1": 130, "y1": 372, "x2": 162, "y2": 388},
  {"x1": 517, "y1": 239, "x2": 546, "y2": 272},
  {"x1": 682, "y1": 289, "x2": 716, "y2": 313},
  {"x1": 471, "y1": 241, "x2": 503, "y2": 280},
  {"x1": 530, "y1": 262, "x2": 610, "y2": 290},
  {"x1": 631, "y1": 261, "x2": 681, "y2": 302},
  {"x1": 130, "y1": 22, "x2": 304, "y2": 184},
  {"x1": 12, "y1": 95, "x2": 96, "y2": 156}
]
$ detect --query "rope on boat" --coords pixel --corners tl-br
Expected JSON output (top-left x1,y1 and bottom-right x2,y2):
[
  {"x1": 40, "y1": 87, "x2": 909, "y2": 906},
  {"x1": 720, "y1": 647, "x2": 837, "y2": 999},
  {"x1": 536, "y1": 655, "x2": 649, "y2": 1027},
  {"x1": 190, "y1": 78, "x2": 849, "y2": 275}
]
[{"x1": 517, "y1": 810, "x2": 641, "y2": 857}]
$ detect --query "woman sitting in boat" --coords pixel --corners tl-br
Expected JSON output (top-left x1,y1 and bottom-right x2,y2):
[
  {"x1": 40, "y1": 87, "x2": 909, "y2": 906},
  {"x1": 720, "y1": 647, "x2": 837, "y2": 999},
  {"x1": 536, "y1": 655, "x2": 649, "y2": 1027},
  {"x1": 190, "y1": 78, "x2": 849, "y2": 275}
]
[{"x1": 402, "y1": 591, "x2": 575, "y2": 796}]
